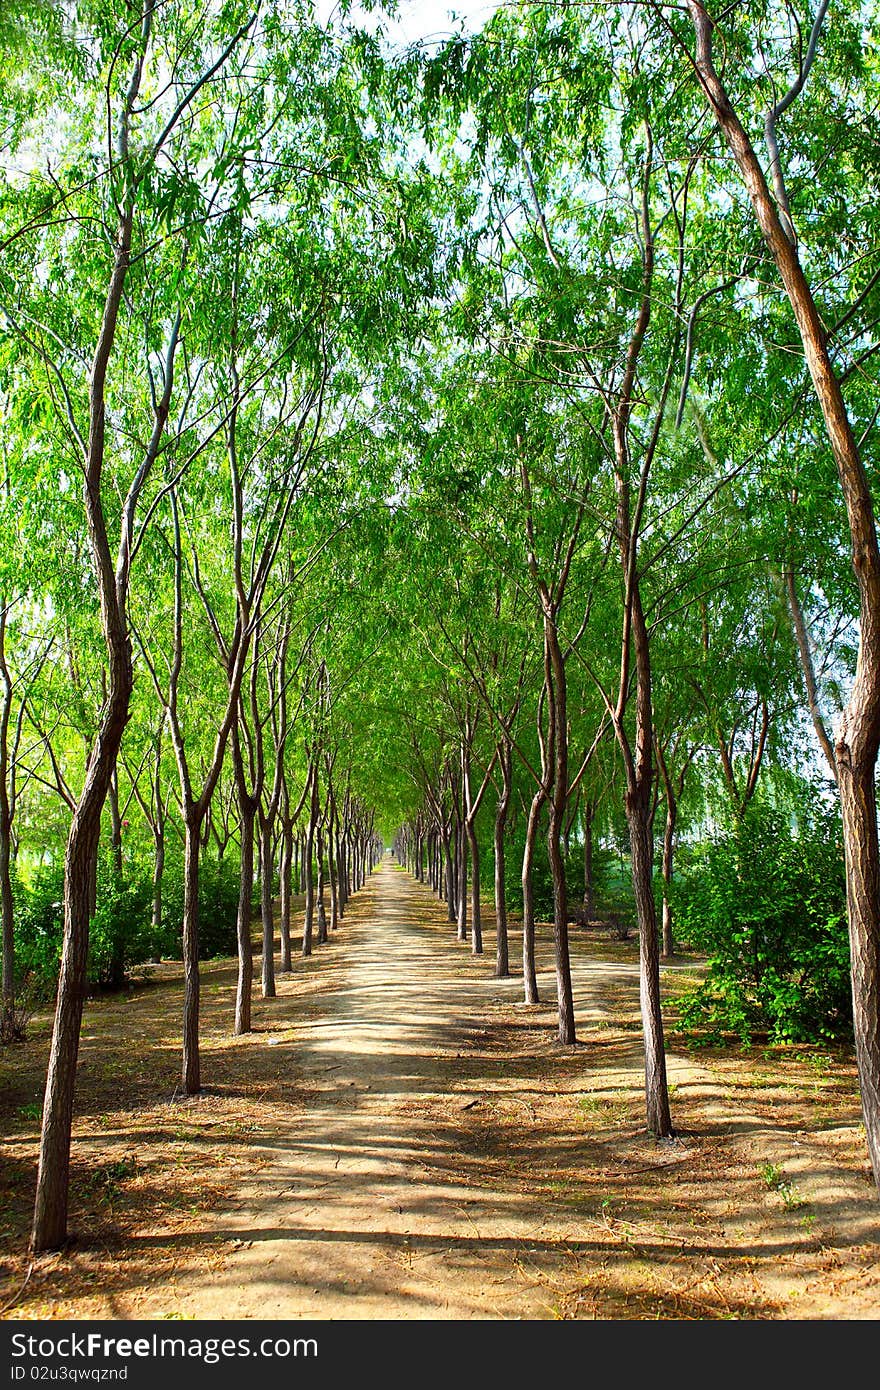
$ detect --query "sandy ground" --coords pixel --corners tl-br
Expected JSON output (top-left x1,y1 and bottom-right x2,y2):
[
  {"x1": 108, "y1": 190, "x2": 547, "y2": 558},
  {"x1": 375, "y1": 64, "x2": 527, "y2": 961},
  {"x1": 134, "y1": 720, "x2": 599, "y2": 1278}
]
[{"x1": 2, "y1": 856, "x2": 879, "y2": 1319}]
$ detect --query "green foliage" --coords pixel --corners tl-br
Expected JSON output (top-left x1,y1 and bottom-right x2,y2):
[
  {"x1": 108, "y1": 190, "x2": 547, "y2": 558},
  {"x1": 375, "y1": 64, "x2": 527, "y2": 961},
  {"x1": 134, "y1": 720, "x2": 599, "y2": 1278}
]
[
  {"x1": 161, "y1": 854, "x2": 241, "y2": 961},
  {"x1": 673, "y1": 800, "x2": 851, "y2": 1044},
  {"x1": 13, "y1": 849, "x2": 240, "y2": 996},
  {"x1": 89, "y1": 857, "x2": 155, "y2": 989},
  {"x1": 13, "y1": 862, "x2": 66, "y2": 995}
]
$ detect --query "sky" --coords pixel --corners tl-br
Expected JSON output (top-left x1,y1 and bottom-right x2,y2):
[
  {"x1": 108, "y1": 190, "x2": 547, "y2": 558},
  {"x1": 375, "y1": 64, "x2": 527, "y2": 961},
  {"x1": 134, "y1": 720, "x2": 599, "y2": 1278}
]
[{"x1": 314, "y1": 0, "x2": 502, "y2": 47}]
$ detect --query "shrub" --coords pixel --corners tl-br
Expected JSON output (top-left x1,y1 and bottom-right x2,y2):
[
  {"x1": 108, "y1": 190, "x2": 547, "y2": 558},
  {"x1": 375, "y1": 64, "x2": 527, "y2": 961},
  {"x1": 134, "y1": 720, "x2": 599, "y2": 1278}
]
[
  {"x1": 160, "y1": 853, "x2": 240, "y2": 959},
  {"x1": 672, "y1": 801, "x2": 851, "y2": 1043},
  {"x1": 11, "y1": 847, "x2": 240, "y2": 1000},
  {"x1": 13, "y1": 862, "x2": 65, "y2": 997},
  {"x1": 14, "y1": 854, "x2": 156, "y2": 992}
]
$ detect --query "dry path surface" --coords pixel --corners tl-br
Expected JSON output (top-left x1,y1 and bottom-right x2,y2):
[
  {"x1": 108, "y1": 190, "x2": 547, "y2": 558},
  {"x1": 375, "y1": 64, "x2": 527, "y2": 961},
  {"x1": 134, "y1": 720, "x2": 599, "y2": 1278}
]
[{"x1": 176, "y1": 858, "x2": 557, "y2": 1319}]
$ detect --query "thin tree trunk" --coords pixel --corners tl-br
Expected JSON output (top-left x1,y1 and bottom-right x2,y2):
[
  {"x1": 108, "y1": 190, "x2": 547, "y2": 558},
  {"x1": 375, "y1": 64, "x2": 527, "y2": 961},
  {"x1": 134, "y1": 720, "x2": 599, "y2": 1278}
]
[
  {"x1": 316, "y1": 826, "x2": 327, "y2": 945},
  {"x1": 628, "y1": 798, "x2": 672, "y2": 1137},
  {"x1": 328, "y1": 802, "x2": 339, "y2": 932},
  {"x1": 582, "y1": 800, "x2": 595, "y2": 920},
  {"x1": 443, "y1": 826, "x2": 455, "y2": 922},
  {"x1": 456, "y1": 819, "x2": 467, "y2": 942},
  {"x1": 661, "y1": 797, "x2": 676, "y2": 959},
  {"x1": 545, "y1": 623, "x2": 576, "y2": 1046},
  {"x1": 521, "y1": 790, "x2": 543, "y2": 1005},
  {"x1": 279, "y1": 817, "x2": 293, "y2": 972},
  {"x1": 494, "y1": 746, "x2": 512, "y2": 979},
  {"x1": 785, "y1": 567, "x2": 837, "y2": 780},
  {"x1": 302, "y1": 778, "x2": 316, "y2": 957},
  {"x1": 108, "y1": 765, "x2": 123, "y2": 878},
  {"x1": 181, "y1": 818, "x2": 201, "y2": 1096},
  {"x1": 151, "y1": 828, "x2": 164, "y2": 943},
  {"x1": 0, "y1": 601, "x2": 14, "y2": 1029},
  {"x1": 260, "y1": 819, "x2": 275, "y2": 998},
  {"x1": 235, "y1": 800, "x2": 255, "y2": 1033},
  {"x1": 1, "y1": 806, "x2": 14, "y2": 1028},
  {"x1": 466, "y1": 817, "x2": 482, "y2": 954}
]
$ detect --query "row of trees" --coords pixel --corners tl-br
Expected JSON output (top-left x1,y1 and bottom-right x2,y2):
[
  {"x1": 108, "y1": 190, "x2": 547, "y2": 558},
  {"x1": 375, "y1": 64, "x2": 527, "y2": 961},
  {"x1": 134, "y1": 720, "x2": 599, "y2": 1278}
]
[{"x1": 2, "y1": 0, "x2": 880, "y2": 1254}]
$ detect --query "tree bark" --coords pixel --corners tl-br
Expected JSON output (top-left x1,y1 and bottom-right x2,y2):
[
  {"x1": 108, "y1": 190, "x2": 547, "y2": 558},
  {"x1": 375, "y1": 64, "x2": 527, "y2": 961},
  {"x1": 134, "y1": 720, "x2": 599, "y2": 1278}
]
[
  {"x1": 838, "y1": 753, "x2": 880, "y2": 1187},
  {"x1": 260, "y1": 818, "x2": 275, "y2": 998},
  {"x1": 494, "y1": 744, "x2": 512, "y2": 979},
  {"x1": 151, "y1": 828, "x2": 164, "y2": 942},
  {"x1": 316, "y1": 826, "x2": 328, "y2": 945},
  {"x1": 108, "y1": 765, "x2": 123, "y2": 879},
  {"x1": 582, "y1": 800, "x2": 595, "y2": 921},
  {"x1": 521, "y1": 789, "x2": 544, "y2": 1005},
  {"x1": 234, "y1": 798, "x2": 255, "y2": 1033},
  {"x1": 302, "y1": 770, "x2": 317, "y2": 957},
  {"x1": 456, "y1": 818, "x2": 467, "y2": 942},
  {"x1": 544, "y1": 620, "x2": 576, "y2": 1046},
  {"x1": 660, "y1": 795, "x2": 676, "y2": 960},
  {"x1": 443, "y1": 825, "x2": 455, "y2": 923},
  {"x1": 279, "y1": 815, "x2": 293, "y2": 972},
  {"x1": 181, "y1": 818, "x2": 201, "y2": 1097},
  {"x1": 627, "y1": 796, "x2": 672, "y2": 1136},
  {"x1": 0, "y1": 605, "x2": 14, "y2": 1028}
]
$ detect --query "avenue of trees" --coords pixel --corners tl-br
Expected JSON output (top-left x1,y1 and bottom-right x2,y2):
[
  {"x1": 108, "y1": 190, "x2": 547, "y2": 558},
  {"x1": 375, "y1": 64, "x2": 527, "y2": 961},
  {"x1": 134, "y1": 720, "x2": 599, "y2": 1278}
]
[{"x1": 2, "y1": 0, "x2": 880, "y2": 1250}]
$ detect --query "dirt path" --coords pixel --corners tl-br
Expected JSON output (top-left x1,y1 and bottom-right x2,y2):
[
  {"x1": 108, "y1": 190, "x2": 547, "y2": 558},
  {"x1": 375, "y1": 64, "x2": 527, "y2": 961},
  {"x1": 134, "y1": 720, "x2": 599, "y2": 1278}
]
[
  {"x1": 175, "y1": 858, "x2": 564, "y2": 1319},
  {"x1": 3, "y1": 856, "x2": 879, "y2": 1319}
]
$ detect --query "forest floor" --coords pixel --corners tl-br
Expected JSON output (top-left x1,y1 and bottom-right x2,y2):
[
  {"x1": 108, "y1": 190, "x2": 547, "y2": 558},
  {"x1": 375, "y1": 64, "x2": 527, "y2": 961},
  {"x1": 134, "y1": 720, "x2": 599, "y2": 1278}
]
[{"x1": 1, "y1": 856, "x2": 879, "y2": 1320}]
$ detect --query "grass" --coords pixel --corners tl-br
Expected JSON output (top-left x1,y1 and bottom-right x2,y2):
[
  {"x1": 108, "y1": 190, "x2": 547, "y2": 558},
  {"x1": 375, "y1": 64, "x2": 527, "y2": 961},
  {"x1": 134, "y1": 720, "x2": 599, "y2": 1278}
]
[{"x1": 758, "y1": 1161, "x2": 808, "y2": 1211}]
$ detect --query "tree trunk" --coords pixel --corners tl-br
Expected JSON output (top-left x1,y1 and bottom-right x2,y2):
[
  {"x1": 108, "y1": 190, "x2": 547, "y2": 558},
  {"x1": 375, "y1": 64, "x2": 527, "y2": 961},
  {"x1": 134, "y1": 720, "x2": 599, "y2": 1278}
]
[
  {"x1": 108, "y1": 766, "x2": 123, "y2": 878},
  {"x1": 316, "y1": 827, "x2": 327, "y2": 945},
  {"x1": 151, "y1": 827, "x2": 164, "y2": 949},
  {"x1": 260, "y1": 818, "x2": 275, "y2": 998},
  {"x1": 31, "y1": 638, "x2": 133, "y2": 1252},
  {"x1": 328, "y1": 809, "x2": 339, "y2": 932},
  {"x1": 234, "y1": 799, "x2": 255, "y2": 1034},
  {"x1": 628, "y1": 798, "x2": 672, "y2": 1137},
  {"x1": 466, "y1": 817, "x2": 482, "y2": 955},
  {"x1": 302, "y1": 805, "x2": 316, "y2": 957},
  {"x1": 279, "y1": 817, "x2": 293, "y2": 972},
  {"x1": 545, "y1": 621, "x2": 576, "y2": 1046},
  {"x1": 521, "y1": 790, "x2": 543, "y2": 1005},
  {"x1": 443, "y1": 826, "x2": 455, "y2": 923},
  {"x1": 31, "y1": 812, "x2": 96, "y2": 1251},
  {"x1": 456, "y1": 819, "x2": 467, "y2": 942},
  {"x1": 661, "y1": 796, "x2": 676, "y2": 959},
  {"x1": 494, "y1": 745, "x2": 512, "y2": 979},
  {"x1": 582, "y1": 800, "x2": 595, "y2": 921},
  {"x1": 336, "y1": 826, "x2": 347, "y2": 916},
  {"x1": 1, "y1": 804, "x2": 14, "y2": 1028},
  {"x1": 0, "y1": 603, "x2": 15, "y2": 1029},
  {"x1": 181, "y1": 818, "x2": 201, "y2": 1097},
  {"x1": 837, "y1": 753, "x2": 880, "y2": 1187}
]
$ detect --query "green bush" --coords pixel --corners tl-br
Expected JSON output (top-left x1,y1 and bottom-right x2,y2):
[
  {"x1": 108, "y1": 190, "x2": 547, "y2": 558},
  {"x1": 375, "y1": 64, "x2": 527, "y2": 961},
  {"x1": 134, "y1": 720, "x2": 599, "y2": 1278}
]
[
  {"x1": 13, "y1": 848, "x2": 241, "y2": 998},
  {"x1": 13, "y1": 862, "x2": 65, "y2": 997},
  {"x1": 90, "y1": 854, "x2": 154, "y2": 987},
  {"x1": 672, "y1": 801, "x2": 851, "y2": 1043},
  {"x1": 160, "y1": 853, "x2": 240, "y2": 959},
  {"x1": 15, "y1": 854, "x2": 157, "y2": 992}
]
